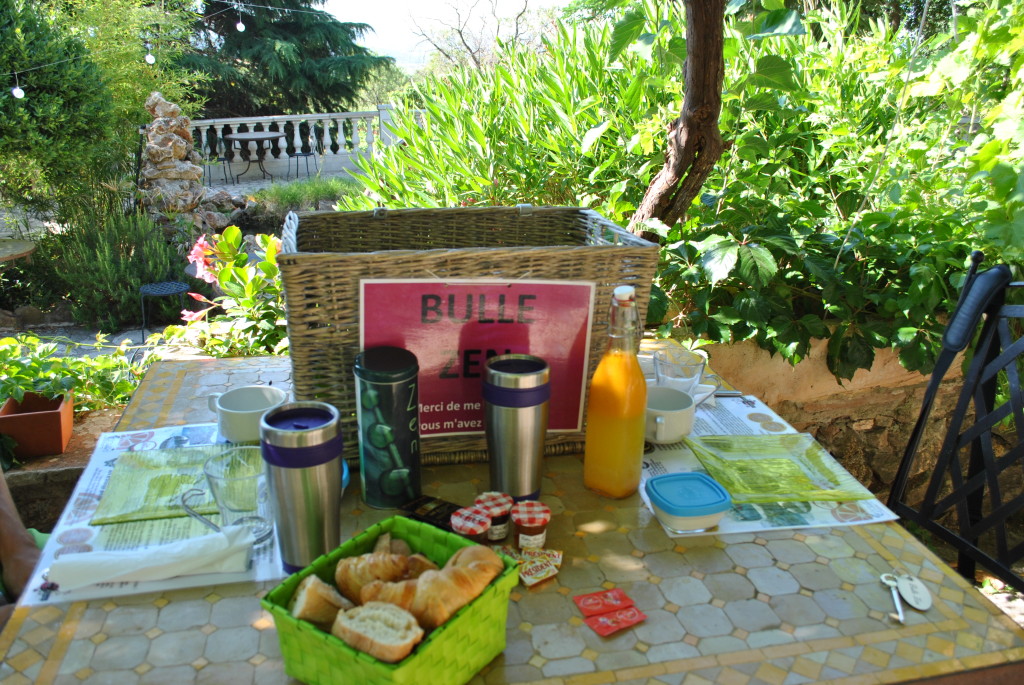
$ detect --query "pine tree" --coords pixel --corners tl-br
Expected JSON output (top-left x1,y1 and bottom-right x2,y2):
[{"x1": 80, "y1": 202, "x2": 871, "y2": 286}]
[{"x1": 181, "y1": 0, "x2": 393, "y2": 118}]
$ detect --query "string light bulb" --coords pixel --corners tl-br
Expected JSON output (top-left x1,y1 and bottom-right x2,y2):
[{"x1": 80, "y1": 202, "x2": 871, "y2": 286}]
[
  {"x1": 144, "y1": 41, "x2": 156, "y2": 64},
  {"x1": 236, "y1": 20, "x2": 246, "y2": 32},
  {"x1": 11, "y1": 73, "x2": 24, "y2": 99}
]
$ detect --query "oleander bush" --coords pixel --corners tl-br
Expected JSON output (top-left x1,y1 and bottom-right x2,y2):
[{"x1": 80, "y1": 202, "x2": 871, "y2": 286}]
[
  {"x1": 159, "y1": 226, "x2": 288, "y2": 357},
  {"x1": 345, "y1": 0, "x2": 1023, "y2": 381}
]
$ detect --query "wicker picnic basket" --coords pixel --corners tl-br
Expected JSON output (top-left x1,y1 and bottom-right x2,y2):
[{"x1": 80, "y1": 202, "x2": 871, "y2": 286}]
[{"x1": 278, "y1": 205, "x2": 658, "y2": 465}]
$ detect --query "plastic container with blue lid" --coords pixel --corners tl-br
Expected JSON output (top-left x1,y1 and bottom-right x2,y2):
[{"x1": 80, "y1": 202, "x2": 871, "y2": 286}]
[{"x1": 645, "y1": 473, "x2": 732, "y2": 533}]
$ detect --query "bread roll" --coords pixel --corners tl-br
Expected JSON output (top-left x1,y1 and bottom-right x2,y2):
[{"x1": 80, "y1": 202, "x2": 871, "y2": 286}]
[
  {"x1": 331, "y1": 601, "x2": 424, "y2": 663},
  {"x1": 372, "y1": 532, "x2": 412, "y2": 556},
  {"x1": 373, "y1": 532, "x2": 392, "y2": 554},
  {"x1": 288, "y1": 574, "x2": 353, "y2": 629},
  {"x1": 360, "y1": 545, "x2": 504, "y2": 630},
  {"x1": 334, "y1": 552, "x2": 439, "y2": 603}
]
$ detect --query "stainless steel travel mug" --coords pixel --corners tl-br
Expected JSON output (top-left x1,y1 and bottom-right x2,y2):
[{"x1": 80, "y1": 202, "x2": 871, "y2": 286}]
[
  {"x1": 260, "y1": 401, "x2": 346, "y2": 573},
  {"x1": 354, "y1": 346, "x2": 421, "y2": 509},
  {"x1": 483, "y1": 354, "x2": 550, "y2": 501}
]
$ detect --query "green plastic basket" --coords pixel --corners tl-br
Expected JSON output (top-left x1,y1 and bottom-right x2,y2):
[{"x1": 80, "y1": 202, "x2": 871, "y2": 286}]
[{"x1": 261, "y1": 516, "x2": 519, "y2": 685}]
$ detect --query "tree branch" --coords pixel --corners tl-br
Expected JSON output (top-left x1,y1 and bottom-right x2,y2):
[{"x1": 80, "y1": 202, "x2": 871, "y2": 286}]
[{"x1": 628, "y1": 0, "x2": 727, "y2": 238}]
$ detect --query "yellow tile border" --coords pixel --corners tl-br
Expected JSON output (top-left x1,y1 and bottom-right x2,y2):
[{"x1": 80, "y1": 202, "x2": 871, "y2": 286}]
[
  {"x1": 0, "y1": 605, "x2": 29, "y2": 656},
  {"x1": 34, "y1": 601, "x2": 87, "y2": 685}
]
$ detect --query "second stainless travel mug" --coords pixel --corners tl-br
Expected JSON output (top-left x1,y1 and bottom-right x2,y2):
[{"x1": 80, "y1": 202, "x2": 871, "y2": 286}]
[{"x1": 483, "y1": 354, "x2": 550, "y2": 501}]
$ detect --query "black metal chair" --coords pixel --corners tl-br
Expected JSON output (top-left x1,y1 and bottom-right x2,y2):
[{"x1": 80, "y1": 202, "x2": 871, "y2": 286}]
[
  {"x1": 202, "y1": 137, "x2": 234, "y2": 187},
  {"x1": 888, "y1": 251, "x2": 1024, "y2": 590},
  {"x1": 139, "y1": 280, "x2": 190, "y2": 341},
  {"x1": 288, "y1": 124, "x2": 320, "y2": 180}
]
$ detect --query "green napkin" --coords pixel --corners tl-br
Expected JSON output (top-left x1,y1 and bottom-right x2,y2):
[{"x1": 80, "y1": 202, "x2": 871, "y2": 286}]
[
  {"x1": 686, "y1": 433, "x2": 874, "y2": 504},
  {"x1": 90, "y1": 446, "x2": 227, "y2": 525}
]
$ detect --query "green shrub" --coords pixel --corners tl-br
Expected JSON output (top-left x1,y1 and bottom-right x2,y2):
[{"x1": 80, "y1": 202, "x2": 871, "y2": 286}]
[
  {"x1": 0, "y1": 333, "x2": 150, "y2": 409},
  {"x1": 39, "y1": 188, "x2": 188, "y2": 332},
  {"x1": 255, "y1": 175, "x2": 362, "y2": 212}
]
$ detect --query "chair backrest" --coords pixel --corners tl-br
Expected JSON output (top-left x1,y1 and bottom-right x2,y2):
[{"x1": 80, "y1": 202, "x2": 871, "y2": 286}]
[{"x1": 888, "y1": 251, "x2": 1024, "y2": 589}]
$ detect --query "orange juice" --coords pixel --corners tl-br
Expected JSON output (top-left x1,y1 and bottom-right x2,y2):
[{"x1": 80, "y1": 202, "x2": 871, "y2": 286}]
[{"x1": 583, "y1": 348, "x2": 647, "y2": 498}]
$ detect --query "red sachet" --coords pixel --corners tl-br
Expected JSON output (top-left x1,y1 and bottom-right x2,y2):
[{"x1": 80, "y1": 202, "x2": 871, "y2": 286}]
[
  {"x1": 573, "y1": 588, "x2": 635, "y2": 617},
  {"x1": 583, "y1": 606, "x2": 648, "y2": 636}
]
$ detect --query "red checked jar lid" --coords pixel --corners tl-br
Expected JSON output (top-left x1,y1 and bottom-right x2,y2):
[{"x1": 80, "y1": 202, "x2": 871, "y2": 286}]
[
  {"x1": 450, "y1": 506, "x2": 491, "y2": 543},
  {"x1": 474, "y1": 492, "x2": 513, "y2": 541},
  {"x1": 511, "y1": 500, "x2": 551, "y2": 549}
]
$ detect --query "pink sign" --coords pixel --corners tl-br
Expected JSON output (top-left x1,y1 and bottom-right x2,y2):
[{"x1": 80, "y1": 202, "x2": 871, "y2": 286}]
[{"x1": 360, "y1": 279, "x2": 594, "y2": 436}]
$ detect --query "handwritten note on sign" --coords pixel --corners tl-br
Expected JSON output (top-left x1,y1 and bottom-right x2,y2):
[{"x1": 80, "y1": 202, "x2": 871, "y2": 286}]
[{"x1": 360, "y1": 279, "x2": 595, "y2": 437}]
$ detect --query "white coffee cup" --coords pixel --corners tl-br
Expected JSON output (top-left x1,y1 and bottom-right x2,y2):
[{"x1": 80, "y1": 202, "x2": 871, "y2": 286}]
[
  {"x1": 645, "y1": 386, "x2": 695, "y2": 445},
  {"x1": 209, "y1": 385, "x2": 287, "y2": 442}
]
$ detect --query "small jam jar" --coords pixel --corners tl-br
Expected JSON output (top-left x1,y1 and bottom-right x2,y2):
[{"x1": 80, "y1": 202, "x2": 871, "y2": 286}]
[
  {"x1": 474, "y1": 491, "x2": 513, "y2": 542},
  {"x1": 510, "y1": 500, "x2": 552, "y2": 549},
  {"x1": 450, "y1": 506, "x2": 491, "y2": 544}
]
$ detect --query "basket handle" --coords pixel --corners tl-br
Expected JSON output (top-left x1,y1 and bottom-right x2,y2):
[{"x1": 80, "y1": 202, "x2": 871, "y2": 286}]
[{"x1": 282, "y1": 211, "x2": 299, "y2": 254}]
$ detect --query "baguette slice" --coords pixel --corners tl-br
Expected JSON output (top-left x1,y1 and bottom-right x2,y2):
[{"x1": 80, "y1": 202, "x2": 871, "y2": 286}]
[
  {"x1": 288, "y1": 574, "x2": 353, "y2": 629},
  {"x1": 331, "y1": 601, "x2": 424, "y2": 663}
]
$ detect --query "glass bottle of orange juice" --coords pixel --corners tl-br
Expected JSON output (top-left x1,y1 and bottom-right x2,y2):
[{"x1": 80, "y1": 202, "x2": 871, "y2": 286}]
[{"x1": 583, "y1": 285, "x2": 647, "y2": 498}]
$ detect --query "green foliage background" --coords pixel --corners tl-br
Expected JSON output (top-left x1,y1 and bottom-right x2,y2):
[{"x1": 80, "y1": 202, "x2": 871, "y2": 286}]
[
  {"x1": 0, "y1": 0, "x2": 116, "y2": 210},
  {"x1": 343, "y1": 0, "x2": 1023, "y2": 381},
  {"x1": 1, "y1": 0, "x2": 202, "y2": 211},
  {"x1": 181, "y1": 0, "x2": 391, "y2": 118}
]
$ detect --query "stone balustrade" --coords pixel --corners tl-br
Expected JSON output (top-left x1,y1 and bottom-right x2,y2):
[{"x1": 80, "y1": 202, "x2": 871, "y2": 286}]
[{"x1": 185, "y1": 105, "x2": 399, "y2": 181}]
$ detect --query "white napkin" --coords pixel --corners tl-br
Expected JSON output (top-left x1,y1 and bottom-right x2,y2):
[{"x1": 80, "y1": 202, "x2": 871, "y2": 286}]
[{"x1": 47, "y1": 526, "x2": 255, "y2": 591}]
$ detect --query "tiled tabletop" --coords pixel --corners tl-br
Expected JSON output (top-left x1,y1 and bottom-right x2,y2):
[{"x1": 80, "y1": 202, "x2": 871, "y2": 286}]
[{"x1": 2, "y1": 357, "x2": 1023, "y2": 685}]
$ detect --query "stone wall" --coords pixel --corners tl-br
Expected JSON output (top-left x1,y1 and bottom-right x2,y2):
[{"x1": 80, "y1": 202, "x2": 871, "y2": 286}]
[{"x1": 705, "y1": 338, "x2": 964, "y2": 506}]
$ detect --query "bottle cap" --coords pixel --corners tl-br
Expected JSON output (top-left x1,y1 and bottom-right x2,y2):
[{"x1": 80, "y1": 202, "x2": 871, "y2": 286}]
[{"x1": 612, "y1": 285, "x2": 635, "y2": 302}]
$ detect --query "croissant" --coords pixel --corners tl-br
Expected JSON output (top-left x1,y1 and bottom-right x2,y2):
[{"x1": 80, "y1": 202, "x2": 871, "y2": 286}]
[
  {"x1": 334, "y1": 552, "x2": 439, "y2": 603},
  {"x1": 360, "y1": 545, "x2": 504, "y2": 630}
]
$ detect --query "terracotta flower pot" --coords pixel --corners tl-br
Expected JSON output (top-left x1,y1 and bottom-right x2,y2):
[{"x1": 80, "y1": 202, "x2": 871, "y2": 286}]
[{"x1": 0, "y1": 392, "x2": 74, "y2": 459}]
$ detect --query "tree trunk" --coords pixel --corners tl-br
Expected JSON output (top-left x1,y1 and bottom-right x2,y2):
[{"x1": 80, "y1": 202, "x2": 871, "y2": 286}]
[{"x1": 628, "y1": 0, "x2": 727, "y2": 239}]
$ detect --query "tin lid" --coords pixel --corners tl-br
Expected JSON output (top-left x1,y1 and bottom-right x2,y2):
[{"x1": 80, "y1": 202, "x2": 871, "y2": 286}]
[
  {"x1": 354, "y1": 346, "x2": 419, "y2": 383},
  {"x1": 474, "y1": 491, "x2": 513, "y2": 517},
  {"x1": 450, "y1": 506, "x2": 491, "y2": 535},
  {"x1": 511, "y1": 500, "x2": 551, "y2": 527},
  {"x1": 644, "y1": 473, "x2": 732, "y2": 517}
]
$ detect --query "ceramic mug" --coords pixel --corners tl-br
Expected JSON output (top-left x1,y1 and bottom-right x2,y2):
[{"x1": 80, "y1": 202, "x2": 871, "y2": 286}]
[
  {"x1": 645, "y1": 386, "x2": 695, "y2": 445},
  {"x1": 209, "y1": 385, "x2": 287, "y2": 442}
]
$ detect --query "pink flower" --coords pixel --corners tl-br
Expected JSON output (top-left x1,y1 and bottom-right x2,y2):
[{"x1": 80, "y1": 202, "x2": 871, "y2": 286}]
[
  {"x1": 188, "y1": 235, "x2": 217, "y2": 284},
  {"x1": 181, "y1": 306, "x2": 214, "y2": 322}
]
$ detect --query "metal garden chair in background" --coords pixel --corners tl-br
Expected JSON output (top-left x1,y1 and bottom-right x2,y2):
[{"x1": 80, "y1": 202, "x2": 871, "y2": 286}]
[{"x1": 888, "y1": 251, "x2": 1024, "y2": 590}]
